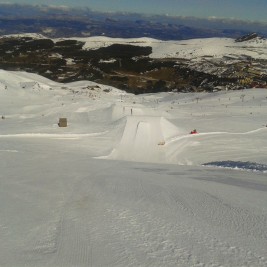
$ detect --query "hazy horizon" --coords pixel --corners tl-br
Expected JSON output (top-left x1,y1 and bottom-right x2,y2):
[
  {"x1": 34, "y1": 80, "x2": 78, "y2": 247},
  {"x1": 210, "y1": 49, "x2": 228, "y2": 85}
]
[{"x1": 1, "y1": 0, "x2": 267, "y2": 23}]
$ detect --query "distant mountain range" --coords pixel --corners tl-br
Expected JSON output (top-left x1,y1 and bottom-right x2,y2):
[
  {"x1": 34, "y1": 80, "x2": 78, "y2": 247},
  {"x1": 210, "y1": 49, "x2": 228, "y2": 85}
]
[
  {"x1": 0, "y1": 4, "x2": 267, "y2": 40},
  {"x1": 0, "y1": 4, "x2": 266, "y2": 94}
]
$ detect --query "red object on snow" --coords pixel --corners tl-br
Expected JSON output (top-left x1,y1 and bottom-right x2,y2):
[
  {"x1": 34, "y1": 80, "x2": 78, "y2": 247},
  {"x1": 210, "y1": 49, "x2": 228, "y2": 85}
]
[{"x1": 190, "y1": 129, "x2": 198, "y2": 134}]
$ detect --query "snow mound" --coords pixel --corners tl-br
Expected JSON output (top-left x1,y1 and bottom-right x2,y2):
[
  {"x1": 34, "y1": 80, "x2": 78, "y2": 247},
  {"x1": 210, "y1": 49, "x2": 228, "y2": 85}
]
[
  {"x1": 203, "y1": 161, "x2": 267, "y2": 173},
  {"x1": 105, "y1": 116, "x2": 182, "y2": 163}
]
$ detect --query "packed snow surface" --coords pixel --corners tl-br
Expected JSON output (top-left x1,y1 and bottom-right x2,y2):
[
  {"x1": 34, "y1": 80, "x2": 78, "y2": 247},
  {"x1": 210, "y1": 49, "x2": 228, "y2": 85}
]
[{"x1": 0, "y1": 69, "x2": 267, "y2": 267}]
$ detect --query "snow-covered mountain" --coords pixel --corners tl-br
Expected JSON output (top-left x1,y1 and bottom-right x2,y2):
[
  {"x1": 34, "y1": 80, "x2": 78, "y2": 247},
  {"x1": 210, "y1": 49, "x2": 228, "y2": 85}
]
[
  {"x1": 0, "y1": 69, "x2": 267, "y2": 266},
  {"x1": 1, "y1": 34, "x2": 267, "y2": 93},
  {"x1": 6, "y1": 32, "x2": 267, "y2": 60},
  {"x1": 73, "y1": 34, "x2": 267, "y2": 60}
]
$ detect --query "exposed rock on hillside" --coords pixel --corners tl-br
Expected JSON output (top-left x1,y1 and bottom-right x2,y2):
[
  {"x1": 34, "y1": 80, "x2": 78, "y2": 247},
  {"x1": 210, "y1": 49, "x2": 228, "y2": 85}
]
[
  {"x1": 235, "y1": 33, "x2": 262, "y2": 42},
  {"x1": 0, "y1": 35, "x2": 266, "y2": 93}
]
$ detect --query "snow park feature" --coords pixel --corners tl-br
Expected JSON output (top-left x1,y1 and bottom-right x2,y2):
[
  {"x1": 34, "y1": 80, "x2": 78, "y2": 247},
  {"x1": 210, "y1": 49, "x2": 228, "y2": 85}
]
[
  {"x1": 103, "y1": 116, "x2": 181, "y2": 163},
  {"x1": 0, "y1": 68, "x2": 267, "y2": 267}
]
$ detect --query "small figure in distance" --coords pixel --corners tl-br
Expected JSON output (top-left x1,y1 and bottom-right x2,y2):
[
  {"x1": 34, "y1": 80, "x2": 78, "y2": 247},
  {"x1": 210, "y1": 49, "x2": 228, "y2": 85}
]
[{"x1": 190, "y1": 129, "x2": 198, "y2": 134}]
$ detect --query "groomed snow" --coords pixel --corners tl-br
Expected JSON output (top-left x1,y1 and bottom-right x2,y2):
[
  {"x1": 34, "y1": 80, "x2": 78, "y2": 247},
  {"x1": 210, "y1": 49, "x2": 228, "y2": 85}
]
[{"x1": 0, "y1": 70, "x2": 267, "y2": 267}]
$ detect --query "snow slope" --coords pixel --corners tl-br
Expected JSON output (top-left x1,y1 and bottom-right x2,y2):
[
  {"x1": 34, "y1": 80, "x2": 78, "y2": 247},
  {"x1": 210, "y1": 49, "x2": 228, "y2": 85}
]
[{"x1": 0, "y1": 70, "x2": 267, "y2": 267}]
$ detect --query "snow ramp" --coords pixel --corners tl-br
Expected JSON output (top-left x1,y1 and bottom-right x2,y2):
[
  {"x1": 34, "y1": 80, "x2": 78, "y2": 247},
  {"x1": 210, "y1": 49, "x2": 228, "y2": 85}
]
[{"x1": 106, "y1": 116, "x2": 183, "y2": 163}]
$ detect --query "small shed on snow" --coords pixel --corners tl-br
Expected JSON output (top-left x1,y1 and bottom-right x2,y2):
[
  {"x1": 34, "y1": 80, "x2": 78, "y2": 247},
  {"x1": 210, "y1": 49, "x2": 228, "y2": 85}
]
[{"x1": 58, "y1": 118, "x2": 67, "y2": 127}]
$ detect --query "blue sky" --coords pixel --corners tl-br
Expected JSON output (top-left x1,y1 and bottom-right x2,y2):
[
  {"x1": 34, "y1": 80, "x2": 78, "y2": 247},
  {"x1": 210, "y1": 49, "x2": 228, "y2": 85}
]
[{"x1": 2, "y1": 0, "x2": 267, "y2": 22}]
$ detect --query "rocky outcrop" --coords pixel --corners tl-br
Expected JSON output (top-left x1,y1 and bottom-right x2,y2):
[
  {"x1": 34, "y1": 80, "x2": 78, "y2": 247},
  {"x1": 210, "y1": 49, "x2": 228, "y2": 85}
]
[{"x1": 235, "y1": 33, "x2": 262, "y2": 42}]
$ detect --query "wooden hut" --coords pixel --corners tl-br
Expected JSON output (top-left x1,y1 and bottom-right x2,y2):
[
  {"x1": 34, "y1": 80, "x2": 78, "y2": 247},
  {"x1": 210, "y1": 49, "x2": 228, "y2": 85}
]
[{"x1": 58, "y1": 118, "x2": 67, "y2": 127}]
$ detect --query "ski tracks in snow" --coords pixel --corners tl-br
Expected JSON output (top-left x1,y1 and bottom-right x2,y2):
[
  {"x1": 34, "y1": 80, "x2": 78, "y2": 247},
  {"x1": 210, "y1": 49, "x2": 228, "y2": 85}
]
[
  {"x1": 95, "y1": 178, "x2": 266, "y2": 266},
  {"x1": 44, "y1": 164, "x2": 116, "y2": 267},
  {"x1": 42, "y1": 164, "x2": 267, "y2": 267}
]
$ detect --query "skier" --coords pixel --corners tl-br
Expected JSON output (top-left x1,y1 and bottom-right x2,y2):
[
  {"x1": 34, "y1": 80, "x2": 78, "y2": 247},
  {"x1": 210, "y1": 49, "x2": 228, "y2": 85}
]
[{"x1": 190, "y1": 129, "x2": 198, "y2": 134}]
